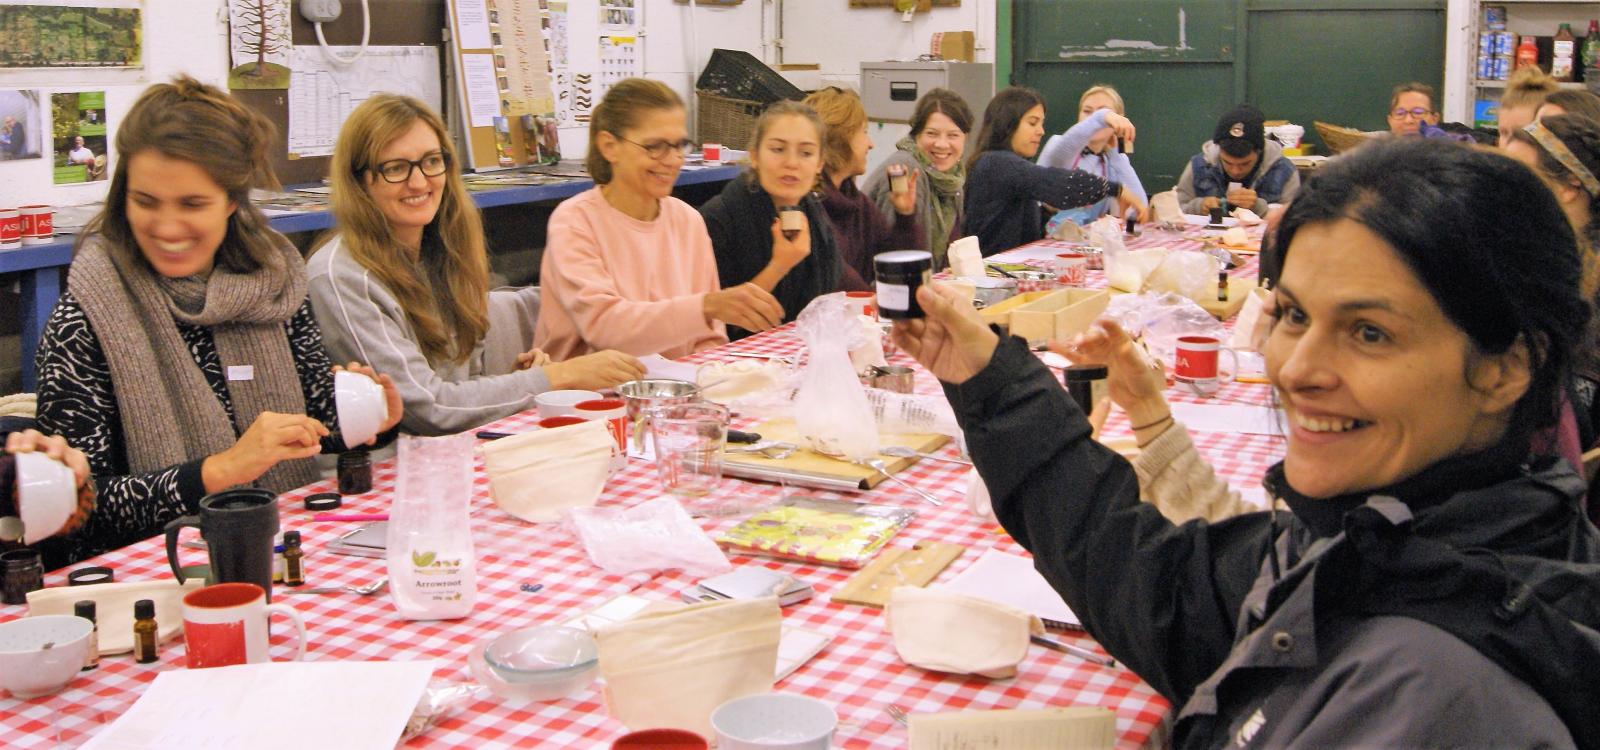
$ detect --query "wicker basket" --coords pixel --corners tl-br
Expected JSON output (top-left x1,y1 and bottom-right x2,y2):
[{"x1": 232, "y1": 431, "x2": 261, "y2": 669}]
[
  {"x1": 1314, "y1": 121, "x2": 1377, "y2": 155},
  {"x1": 697, "y1": 91, "x2": 766, "y2": 152}
]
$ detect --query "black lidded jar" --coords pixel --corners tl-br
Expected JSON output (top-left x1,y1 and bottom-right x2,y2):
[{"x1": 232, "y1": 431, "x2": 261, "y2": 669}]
[
  {"x1": 1064, "y1": 364, "x2": 1109, "y2": 415},
  {"x1": 338, "y1": 450, "x2": 373, "y2": 495},
  {"x1": 874, "y1": 250, "x2": 933, "y2": 320}
]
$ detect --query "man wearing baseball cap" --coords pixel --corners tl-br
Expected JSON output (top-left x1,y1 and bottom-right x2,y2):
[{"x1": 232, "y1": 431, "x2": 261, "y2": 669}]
[{"x1": 1174, "y1": 104, "x2": 1300, "y2": 216}]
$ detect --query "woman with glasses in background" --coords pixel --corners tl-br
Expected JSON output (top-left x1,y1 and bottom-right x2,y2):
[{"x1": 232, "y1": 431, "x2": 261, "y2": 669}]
[
  {"x1": 310, "y1": 94, "x2": 643, "y2": 436},
  {"x1": 537, "y1": 78, "x2": 781, "y2": 358},
  {"x1": 1385, "y1": 83, "x2": 1439, "y2": 137}
]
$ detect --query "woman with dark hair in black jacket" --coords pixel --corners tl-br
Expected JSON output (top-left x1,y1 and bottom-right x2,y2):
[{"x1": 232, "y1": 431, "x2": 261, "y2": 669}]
[{"x1": 895, "y1": 138, "x2": 1600, "y2": 748}]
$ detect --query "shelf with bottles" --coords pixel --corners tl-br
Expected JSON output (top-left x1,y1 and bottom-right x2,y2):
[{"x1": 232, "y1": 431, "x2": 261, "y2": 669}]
[
  {"x1": 1472, "y1": 3, "x2": 1600, "y2": 85},
  {"x1": 1473, "y1": 78, "x2": 1591, "y2": 88}
]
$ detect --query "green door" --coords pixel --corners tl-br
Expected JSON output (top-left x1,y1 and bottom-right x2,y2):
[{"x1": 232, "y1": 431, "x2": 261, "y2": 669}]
[{"x1": 1010, "y1": 0, "x2": 1445, "y2": 192}]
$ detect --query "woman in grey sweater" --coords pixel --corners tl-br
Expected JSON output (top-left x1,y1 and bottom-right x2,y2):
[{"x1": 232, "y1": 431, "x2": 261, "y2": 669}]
[{"x1": 309, "y1": 94, "x2": 642, "y2": 436}]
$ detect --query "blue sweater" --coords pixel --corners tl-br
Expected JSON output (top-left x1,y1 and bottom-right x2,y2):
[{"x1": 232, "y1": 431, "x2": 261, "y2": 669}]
[
  {"x1": 1038, "y1": 109, "x2": 1147, "y2": 211},
  {"x1": 963, "y1": 151, "x2": 1119, "y2": 256}
]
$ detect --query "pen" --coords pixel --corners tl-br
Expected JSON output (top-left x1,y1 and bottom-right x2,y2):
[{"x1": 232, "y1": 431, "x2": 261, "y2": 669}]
[
  {"x1": 313, "y1": 513, "x2": 390, "y2": 522},
  {"x1": 520, "y1": 583, "x2": 544, "y2": 593},
  {"x1": 1031, "y1": 634, "x2": 1117, "y2": 668},
  {"x1": 476, "y1": 430, "x2": 518, "y2": 440}
]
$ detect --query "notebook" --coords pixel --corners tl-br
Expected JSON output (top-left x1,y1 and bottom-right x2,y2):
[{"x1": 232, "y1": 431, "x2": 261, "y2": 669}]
[{"x1": 936, "y1": 548, "x2": 1081, "y2": 630}]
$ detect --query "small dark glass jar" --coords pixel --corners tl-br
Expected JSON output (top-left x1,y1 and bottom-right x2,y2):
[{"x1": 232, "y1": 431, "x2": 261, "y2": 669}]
[{"x1": 338, "y1": 450, "x2": 373, "y2": 495}]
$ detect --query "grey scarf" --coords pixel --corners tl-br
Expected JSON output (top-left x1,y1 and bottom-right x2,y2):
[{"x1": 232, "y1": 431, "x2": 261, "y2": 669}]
[{"x1": 67, "y1": 232, "x2": 319, "y2": 493}]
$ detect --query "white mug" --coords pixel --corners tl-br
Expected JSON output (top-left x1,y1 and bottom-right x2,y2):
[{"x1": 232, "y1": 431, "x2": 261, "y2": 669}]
[
  {"x1": 334, "y1": 370, "x2": 387, "y2": 448},
  {"x1": 182, "y1": 582, "x2": 307, "y2": 669},
  {"x1": 1174, "y1": 335, "x2": 1240, "y2": 395},
  {"x1": 14, "y1": 452, "x2": 75, "y2": 545}
]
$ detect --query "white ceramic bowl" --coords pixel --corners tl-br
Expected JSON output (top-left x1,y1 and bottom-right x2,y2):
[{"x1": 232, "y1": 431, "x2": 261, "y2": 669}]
[
  {"x1": 0, "y1": 615, "x2": 93, "y2": 698},
  {"x1": 534, "y1": 390, "x2": 604, "y2": 418},
  {"x1": 15, "y1": 451, "x2": 75, "y2": 545},
  {"x1": 711, "y1": 693, "x2": 837, "y2": 750},
  {"x1": 335, "y1": 370, "x2": 387, "y2": 449}
]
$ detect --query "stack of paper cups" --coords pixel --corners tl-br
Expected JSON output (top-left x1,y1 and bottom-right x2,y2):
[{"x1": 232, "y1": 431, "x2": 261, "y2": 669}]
[
  {"x1": 0, "y1": 208, "x2": 20, "y2": 250},
  {"x1": 20, "y1": 205, "x2": 52, "y2": 246}
]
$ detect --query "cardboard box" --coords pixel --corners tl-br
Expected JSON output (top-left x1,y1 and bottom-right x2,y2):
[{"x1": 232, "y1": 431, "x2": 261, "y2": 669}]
[
  {"x1": 931, "y1": 31, "x2": 975, "y2": 62},
  {"x1": 1008, "y1": 288, "x2": 1109, "y2": 345}
]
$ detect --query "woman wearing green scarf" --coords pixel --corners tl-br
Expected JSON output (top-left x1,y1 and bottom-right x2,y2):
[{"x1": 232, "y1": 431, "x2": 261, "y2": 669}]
[{"x1": 863, "y1": 88, "x2": 974, "y2": 270}]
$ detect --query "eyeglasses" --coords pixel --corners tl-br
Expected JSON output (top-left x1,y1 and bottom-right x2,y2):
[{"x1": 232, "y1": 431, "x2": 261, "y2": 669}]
[
  {"x1": 618, "y1": 136, "x2": 693, "y2": 160},
  {"x1": 1390, "y1": 107, "x2": 1432, "y2": 120},
  {"x1": 371, "y1": 152, "x2": 451, "y2": 183}
]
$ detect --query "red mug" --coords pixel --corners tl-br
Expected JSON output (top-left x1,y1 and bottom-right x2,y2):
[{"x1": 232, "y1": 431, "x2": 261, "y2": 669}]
[
  {"x1": 0, "y1": 208, "x2": 19, "y2": 249},
  {"x1": 575, "y1": 399, "x2": 629, "y2": 468},
  {"x1": 1173, "y1": 335, "x2": 1239, "y2": 395},
  {"x1": 181, "y1": 582, "x2": 307, "y2": 669},
  {"x1": 19, "y1": 205, "x2": 52, "y2": 245},
  {"x1": 1052, "y1": 253, "x2": 1088, "y2": 286},
  {"x1": 612, "y1": 728, "x2": 709, "y2": 750},
  {"x1": 702, "y1": 143, "x2": 722, "y2": 164},
  {"x1": 845, "y1": 290, "x2": 876, "y2": 316}
]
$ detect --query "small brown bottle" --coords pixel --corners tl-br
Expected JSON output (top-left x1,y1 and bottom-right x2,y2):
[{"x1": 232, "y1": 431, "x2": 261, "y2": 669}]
[
  {"x1": 133, "y1": 599, "x2": 158, "y2": 664},
  {"x1": 75, "y1": 600, "x2": 98, "y2": 671},
  {"x1": 282, "y1": 530, "x2": 305, "y2": 587},
  {"x1": 1218, "y1": 270, "x2": 1230, "y2": 302}
]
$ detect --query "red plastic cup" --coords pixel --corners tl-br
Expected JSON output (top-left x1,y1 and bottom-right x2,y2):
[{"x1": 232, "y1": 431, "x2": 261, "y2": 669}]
[{"x1": 611, "y1": 728, "x2": 709, "y2": 749}]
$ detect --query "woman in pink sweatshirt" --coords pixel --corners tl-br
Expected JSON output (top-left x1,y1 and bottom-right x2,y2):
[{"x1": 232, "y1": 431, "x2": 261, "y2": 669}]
[{"x1": 535, "y1": 79, "x2": 783, "y2": 360}]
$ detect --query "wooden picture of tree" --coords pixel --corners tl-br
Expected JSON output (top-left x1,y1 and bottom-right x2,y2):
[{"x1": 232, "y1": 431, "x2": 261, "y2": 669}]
[{"x1": 229, "y1": 0, "x2": 290, "y2": 90}]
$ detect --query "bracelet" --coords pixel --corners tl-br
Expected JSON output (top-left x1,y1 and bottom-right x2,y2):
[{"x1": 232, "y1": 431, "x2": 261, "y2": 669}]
[{"x1": 1129, "y1": 413, "x2": 1174, "y2": 432}]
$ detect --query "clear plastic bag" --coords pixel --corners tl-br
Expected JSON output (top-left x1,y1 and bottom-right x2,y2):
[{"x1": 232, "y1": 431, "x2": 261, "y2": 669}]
[
  {"x1": 1144, "y1": 249, "x2": 1220, "y2": 301},
  {"x1": 1102, "y1": 291, "x2": 1227, "y2": 367},
  {"x1": 1093, "y1": 218, "x2": 1168, "y2": 292},
  {"x1": 792, "y1": 295, "x2": 880, "y2": 460},
  {"x1": 399, "y1": 679, "x2": 490, "y2": 744},
  {"x1": 863, "y1": 388, "x2": 961, "y2": 437},
  {"x1": 567, "y1": 496, "x2": 733, "y2": 577}
]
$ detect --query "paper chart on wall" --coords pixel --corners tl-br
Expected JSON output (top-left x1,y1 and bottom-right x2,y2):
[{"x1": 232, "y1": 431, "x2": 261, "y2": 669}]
[
  {"x1": 452, "y1": 0, "x2": 492, "y2": 50},
  {"x1": 459, "y1": 53, "x2": 501, "y2": 129},
  {"x1": 597, "y1": 35, "x2": 639, "y2": 96},
  {"x1": 286, "y1": 45, "x2": 441, "y2": 159}
]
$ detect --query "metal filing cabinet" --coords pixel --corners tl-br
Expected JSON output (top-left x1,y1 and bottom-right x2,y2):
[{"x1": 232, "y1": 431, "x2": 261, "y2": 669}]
[{"x1": 860, "y1": 61, "x2": 994, "y2": 124}]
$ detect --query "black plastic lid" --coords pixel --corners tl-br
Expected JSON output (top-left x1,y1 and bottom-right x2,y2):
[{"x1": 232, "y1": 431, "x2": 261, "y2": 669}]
[
  {"x1": 1065, "y1": 364, "x2": 1109, "y2": 382},
  {"x1": 74, "y1": 600, "x2": 95, "y2": 620},
  {"x1": 874, "y1": 250, "x2": 933, "y2": 272},
  {"x1": 134, "y1": 599, "x2": 154, "y2": 619},
  {"x1": 283, "y1": 530, "x2": 300, "y2": 546}
]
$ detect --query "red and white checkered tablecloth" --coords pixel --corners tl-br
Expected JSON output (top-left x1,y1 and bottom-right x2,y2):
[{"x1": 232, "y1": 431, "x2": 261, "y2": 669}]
[{"x1": 0, "y1": 228, "x2": 1281, "y2": 749}]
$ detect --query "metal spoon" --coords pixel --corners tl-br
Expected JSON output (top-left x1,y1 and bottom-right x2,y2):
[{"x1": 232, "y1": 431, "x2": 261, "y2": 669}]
[
  {"x1": 727, "y1": 441, "x2": 799, "y2": 460},
  {"x1": 861, "y1": 458, "x2": 943, "y2": 506},
  {"x1": 879, "y1": 446, "x2": 971, "y2": 466},
  {"x1": 282, "y1": 577, "x2": 389, "y2": 596}
]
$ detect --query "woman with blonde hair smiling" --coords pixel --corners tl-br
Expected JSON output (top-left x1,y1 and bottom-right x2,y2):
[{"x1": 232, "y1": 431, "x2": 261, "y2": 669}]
[
  {"x1": 805, "y1": 86, "x2": 920, "y2": 287},
  {"x1": 310, "y1": 94, "x2": 642, "y2": 436},
  {"x1": 537, "y1": 78, "x2": 781, "y2": 357}
]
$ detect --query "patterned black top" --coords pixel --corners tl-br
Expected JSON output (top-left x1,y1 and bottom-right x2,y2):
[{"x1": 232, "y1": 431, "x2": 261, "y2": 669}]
[{"x1": 33, "y1": 291, "x2": 342, "y2": 569}]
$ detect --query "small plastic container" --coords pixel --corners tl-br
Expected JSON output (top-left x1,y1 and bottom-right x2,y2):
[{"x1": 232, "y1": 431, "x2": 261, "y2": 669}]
[
  {"x1": 873, "y1": 250, "x2": 933, "y2": 320},
  {"x1": 478, "y1": 626, "x2": 599, "y2": 702}
]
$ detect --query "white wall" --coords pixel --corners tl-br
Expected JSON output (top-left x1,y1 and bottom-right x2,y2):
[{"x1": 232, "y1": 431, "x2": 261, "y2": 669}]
[{"x1": 0, "y1": 0, "x2": 231, "y2": 210}]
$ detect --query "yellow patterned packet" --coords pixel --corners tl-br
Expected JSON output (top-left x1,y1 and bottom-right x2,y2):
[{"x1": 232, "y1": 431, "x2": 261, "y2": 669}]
[{"x1": 716, "y1": 497, "x2": 916, "y2": 569}]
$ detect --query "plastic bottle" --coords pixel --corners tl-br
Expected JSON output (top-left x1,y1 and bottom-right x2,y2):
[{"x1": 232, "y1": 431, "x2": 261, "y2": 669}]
[
  {"x1": 1517, "y1": 34, "x2": 1540, "y2": 71},
  {"x1": 1554, "y1": 23, "x2": 1577, "y2": 81},
  {"x1": 1584, "y1": 21, "x2": 1600, "y2": 72},
  {"x1": 386, "y1": 434, "x2": 478, "y2": 620}
]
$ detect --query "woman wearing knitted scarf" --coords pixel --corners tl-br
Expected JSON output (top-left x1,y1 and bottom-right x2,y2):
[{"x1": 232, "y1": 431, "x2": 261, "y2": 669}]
[
  {"x1": 862, "y1": 88, "x2": 974, "y2": 270},
  {"x1": 32, "y1": 78, "x2": 403, "y2": 567}
]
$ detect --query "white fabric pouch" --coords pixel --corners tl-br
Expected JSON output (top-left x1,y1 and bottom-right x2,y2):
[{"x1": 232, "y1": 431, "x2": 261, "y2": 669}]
[
  {"x1": 595, "y1": 596, "x2": 781, "y2": 737},
  {"x1": 948, "y1": 235, "x2": 985, "y2": 279},
  {"x1": 481, "y1": 419, "x2": 613, "y2": 523},
  {"x1": 886, "y1": 586, "x2": 1042, "y2": 679},
  {"x1": 28, "y1": 579, "x2": 204, "y2": 654}
]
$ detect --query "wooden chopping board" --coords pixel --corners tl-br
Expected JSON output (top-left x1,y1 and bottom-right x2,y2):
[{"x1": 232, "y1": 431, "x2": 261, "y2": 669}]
[{"x1": 725, "y1": 419, "x2": 951, "y2": 489}]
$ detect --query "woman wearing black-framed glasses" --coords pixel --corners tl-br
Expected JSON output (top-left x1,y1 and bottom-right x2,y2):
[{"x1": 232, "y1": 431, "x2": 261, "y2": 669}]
[{"x1": 306, "y1": 94, "x2": 644, "y2": 436}]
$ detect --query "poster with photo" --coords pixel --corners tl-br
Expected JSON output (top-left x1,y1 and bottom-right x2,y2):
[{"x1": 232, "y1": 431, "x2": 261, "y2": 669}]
[
  {"x1": 52, "y1": 91, "x2": 107, "y2": 184},
  {"x1": 0, "y1": 89, "x2": 42, "y2": 161},
  {"x1": 0, "y1": 3, "x2": 142, "y2": 69}
]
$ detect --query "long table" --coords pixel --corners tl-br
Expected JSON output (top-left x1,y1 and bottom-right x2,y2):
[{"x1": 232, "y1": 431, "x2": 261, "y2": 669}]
[{"x1": 0, "y1": 225, "x2": 1282, "y2": 749}]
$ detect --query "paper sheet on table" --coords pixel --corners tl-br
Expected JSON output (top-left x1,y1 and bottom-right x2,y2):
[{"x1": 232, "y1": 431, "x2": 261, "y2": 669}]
[
  {"x1": 639, "y1": 354, "x2": 699, "y2": 383},
  {"x1": 909, "y1": 706, "x2": 1116, "y2": 750},
  {"x1": 81, "y1": 660, "x2": 434, "y2": 750},
  {"x1": 935, "y1": 548, "x2": 1079, "y2": 629},
  {"x1": 1170, "y1": 402, "x2": 1284, "y2": 436}
]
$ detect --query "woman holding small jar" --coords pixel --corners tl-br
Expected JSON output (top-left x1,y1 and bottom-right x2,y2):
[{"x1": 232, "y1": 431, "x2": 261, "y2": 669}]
[
  {"x1": 700, "y1": 101, "x2": 844, "y2": 340},
  {"x1": 863, "y1": 88, "x2": 974, "y2": 269},
  {"x1": 806, "y1": 87, "x2": 921, "y2": 287}
]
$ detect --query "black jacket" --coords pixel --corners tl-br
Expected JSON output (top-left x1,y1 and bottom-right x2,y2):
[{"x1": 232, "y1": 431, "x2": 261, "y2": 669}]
[
  {"x1": 700, "y1": 173, "x2": 842, "y2": 340},
  {"x1": 962, "y1": 151, "x2": 1118, "y2": 256},
  {"x1": 949, "y1": 337, "x2": 1600, "y2": 748}
]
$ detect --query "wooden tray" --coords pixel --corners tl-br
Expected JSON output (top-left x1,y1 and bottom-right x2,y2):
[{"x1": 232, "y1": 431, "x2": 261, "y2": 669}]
[
  {"x1": 723, "y1": 419, "x2": 950, "y2": 490},
  {"x1": 831, "y1": 540, "x2": 965, "y2": 608}
]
